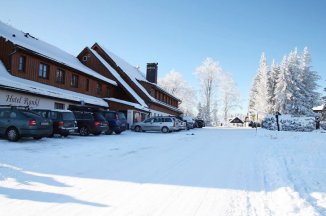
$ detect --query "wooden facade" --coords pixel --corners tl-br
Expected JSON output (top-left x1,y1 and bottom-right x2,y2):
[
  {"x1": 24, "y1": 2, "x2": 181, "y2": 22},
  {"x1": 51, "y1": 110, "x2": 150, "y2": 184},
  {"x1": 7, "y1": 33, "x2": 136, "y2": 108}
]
[
  {"x1": 0, "y1": 38, "x2": 116, "y2": 101},
  {"x1": 77, "y1": 47, "x2": 138, "y2": 103},
  {"x1": 1, "y1": 21, "x2": 182, "y2": 117},
  {"x1": 140, "y1": 81, "x2": 180, "y2": 108}
]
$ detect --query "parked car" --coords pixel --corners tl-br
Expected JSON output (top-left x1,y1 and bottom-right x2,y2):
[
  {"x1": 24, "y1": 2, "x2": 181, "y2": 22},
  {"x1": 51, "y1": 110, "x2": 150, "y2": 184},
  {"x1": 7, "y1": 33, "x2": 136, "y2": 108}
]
[
  {"x1": 131, "y1": 116, "x2": 177, "y2": 133},
  {"x1": 175, "y1": 118, "x2": 187, "y2": 131},
  {"x1": 182, "y1": 116, "x2": 196, "y2": 129},
  {"x1": 71, "y1": 110, "x2": 108, "y2": 136},
  {"x1": 0, "y1": 105, "x2": 52, "y2": 141},
  {"x1": 95, "y1": 111, "x2": 127, "y2": 135},
  {"x1": 32, "y1": 109, "x2": 78, "y2": 137},
  {"x1": 195, "y1": 119, "x2": 205, "y2": 128}
]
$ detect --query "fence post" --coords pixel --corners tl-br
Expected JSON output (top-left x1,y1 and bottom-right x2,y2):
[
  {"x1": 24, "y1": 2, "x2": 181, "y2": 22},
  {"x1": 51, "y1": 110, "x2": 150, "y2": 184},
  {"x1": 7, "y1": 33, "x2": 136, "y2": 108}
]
[{"x1": 276, "y1": 112, "x2": 280, "y2": 131}]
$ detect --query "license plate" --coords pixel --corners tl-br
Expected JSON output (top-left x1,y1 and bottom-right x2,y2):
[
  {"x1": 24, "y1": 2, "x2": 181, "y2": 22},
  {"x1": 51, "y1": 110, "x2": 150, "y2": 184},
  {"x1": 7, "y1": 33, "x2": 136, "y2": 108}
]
[
  {"x1": 121, "y1": 124, "x2": 125, "y2": 127},
  {"x1": 69, "y1": 129, "x2": 75, "y2": 133},
  {"x1": 41, "y1": 122, "x2": 49, "y2": 126}
]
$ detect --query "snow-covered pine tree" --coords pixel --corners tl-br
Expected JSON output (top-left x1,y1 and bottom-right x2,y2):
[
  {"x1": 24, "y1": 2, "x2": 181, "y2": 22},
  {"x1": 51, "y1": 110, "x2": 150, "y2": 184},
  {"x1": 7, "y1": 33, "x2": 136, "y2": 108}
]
[
  {"x1": 248, "y1": 76, "x2": 259, "y2": 120},
  {"x1": 248, "y1": 52, "x2": 270, "y2": 120},
  {"x1": 274, "y1": 55, "x2": 295, "y2": 114},
  {"x1": 299, "y1": 47, "x2": 321, "y2": 115},
  {"x1": 287, "y1": 48, "x2": 305, "y2": 115},
  {"x1": 267, "y1": 59, "x2": 280, "y2": 113}
]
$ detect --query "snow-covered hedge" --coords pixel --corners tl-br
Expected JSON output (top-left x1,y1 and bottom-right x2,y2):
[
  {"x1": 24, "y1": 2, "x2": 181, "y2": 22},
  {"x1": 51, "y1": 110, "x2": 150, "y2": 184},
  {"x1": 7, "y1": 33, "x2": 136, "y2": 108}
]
[
  {"x1": 320, "y1": 121, "x2": 326, "y2": 130},
  {"x1": 262, "y1": 115, "x2": 316, "y2": 132}
]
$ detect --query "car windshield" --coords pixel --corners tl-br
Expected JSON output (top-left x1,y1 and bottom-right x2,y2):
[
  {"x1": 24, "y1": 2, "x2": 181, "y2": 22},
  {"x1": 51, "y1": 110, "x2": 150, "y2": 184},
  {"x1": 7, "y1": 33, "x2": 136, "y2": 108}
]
[
  {"x1": 118, "y1": 113, "x2": 126, "y2": 120},
  {"x1": 104, "y1": 112, "x2": 115, "y2": 119},
  {"x1": 21, "y1": 111, "x2": 41, "y2": 118},
  {"x1": 62, "y1": 112, "x2": 75, "y2": 120},
  {"x1": 94, "y1": 113, "x2": 106, "y2": 121},
  {"x1": 144, "y1": 118, "x2": 153, "y2": 123}
]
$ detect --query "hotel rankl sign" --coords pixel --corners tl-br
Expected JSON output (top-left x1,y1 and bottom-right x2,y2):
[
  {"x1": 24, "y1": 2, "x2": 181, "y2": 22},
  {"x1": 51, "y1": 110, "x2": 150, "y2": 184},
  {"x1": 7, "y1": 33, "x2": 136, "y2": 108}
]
[
  {"x1": 5, "y1": 94, "x2": 40, "y2": 107},
  {"x1": 0, "y1": 91, "x2": 41, "y2": 108}
]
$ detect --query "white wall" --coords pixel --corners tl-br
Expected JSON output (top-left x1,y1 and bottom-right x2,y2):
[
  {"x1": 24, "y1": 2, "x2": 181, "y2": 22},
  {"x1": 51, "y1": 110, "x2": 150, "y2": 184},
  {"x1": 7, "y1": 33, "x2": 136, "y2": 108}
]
[
  {"x1": 0, "y1": 89, "x2": 70, "y2": 109},
  {"x1": 149, "y1": 109, "x2": 171, "y2": 117}
]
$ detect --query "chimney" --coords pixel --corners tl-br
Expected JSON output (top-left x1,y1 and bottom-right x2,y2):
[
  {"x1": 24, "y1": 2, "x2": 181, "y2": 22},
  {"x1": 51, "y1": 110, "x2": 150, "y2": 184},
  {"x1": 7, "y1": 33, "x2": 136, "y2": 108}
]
[{"x1": 146, "y1": 63, "x2": 158, "y2": 84}]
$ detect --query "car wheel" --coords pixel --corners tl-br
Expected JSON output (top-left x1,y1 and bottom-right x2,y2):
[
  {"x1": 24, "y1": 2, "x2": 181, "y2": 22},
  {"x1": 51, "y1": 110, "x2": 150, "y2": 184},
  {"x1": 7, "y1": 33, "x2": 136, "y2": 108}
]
[
  {"x1": 134, "y1": 126, "x2": 142, "y2": 132},
  {"x1": 161, "y1": 127, "x2": 169, "y2": 133},
  {"x1": 33, "y1": 137, "x2": 42, "y2": 140},
  {"x1": 48, "y1": 132, "x2": 54, "y2": 138},
  {"x1": 6, "y1": 127, "x2": 20, "y2": 142},
  {"x1": 79, "y1": 126, "x2": 89, "y2": 136},
  {"x1": 105, "y1": 128, "x2": 113, "y2": 135}
]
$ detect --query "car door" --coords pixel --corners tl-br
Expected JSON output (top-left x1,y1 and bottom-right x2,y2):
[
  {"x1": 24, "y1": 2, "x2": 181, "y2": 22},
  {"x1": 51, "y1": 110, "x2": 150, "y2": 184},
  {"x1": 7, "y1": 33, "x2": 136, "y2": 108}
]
[
  {"x1": 0, "y1": 109, "x2": 10, "y2": 135},
  {"x1": 142, "y1": 118, "x2": 154, "y2": 131},
  {"x1": 152, "y1": 117, "x2": 163, "y2": 131}
]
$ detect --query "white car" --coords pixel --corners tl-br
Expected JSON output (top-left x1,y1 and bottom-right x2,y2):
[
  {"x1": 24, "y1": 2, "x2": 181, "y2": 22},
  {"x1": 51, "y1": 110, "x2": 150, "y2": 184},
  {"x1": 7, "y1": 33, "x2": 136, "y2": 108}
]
[
  {"x1": 182, "y1": 116, "x2": 195, "y2": 129},
  {"x1": 131, "y1": 116, "x2": 178, "y2": 133}
]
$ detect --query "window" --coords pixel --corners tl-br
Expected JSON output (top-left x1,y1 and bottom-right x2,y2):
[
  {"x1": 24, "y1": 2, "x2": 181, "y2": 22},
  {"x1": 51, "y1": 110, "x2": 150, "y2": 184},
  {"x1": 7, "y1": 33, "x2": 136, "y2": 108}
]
[
  {"x1": 144, "y1": 118, "x2": 153, "y2": 123},
  {"x1": 82, "y1": 56, "x2": 88, "y2": 61},
  {"x1": 55, "y1": 69, "x2": 65, "y2": 84},
  {"x1": 54, "y1": 102, "x2": 65, "y2": 110},
  {"x1": 86, "y1": 79, "x2": 89, "y2": 91},
  {"x1": 165, "y1": 118, "x2": 172, "y2": 122},
  {"x1": 18, "y1": 56, "x2": 26, "y2": 72},
  {"x1": 71, "y1": 74, "x2": 79, "y2": 88},
  {"x1": 96, "y1": 82, "x2": 102, "y2": 94},
  {"x1": 38, "y1": 63, "x2": 49, "y2": 79}
]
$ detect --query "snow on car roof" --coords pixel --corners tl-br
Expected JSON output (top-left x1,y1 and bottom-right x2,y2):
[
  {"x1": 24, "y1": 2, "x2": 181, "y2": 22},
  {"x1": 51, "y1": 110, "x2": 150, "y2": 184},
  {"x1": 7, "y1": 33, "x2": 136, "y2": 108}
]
[{"x1": 0, "y1": 21, "x2": 117, "y2": 86}]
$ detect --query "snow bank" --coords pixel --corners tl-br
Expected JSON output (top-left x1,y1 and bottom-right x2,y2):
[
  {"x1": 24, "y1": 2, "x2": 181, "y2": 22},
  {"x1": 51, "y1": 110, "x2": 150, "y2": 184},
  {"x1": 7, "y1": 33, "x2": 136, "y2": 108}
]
[
  {"x1": 262, "y1": 115, "x2": 316, "y2": 132},
  {"x1": 320, "y1": 121, "x2": 326, "y2": 130}
]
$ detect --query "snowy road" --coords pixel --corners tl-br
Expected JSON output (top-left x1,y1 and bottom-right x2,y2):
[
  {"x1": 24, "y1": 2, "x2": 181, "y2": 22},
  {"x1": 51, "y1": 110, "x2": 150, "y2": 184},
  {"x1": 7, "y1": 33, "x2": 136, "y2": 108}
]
[{"x1": 0, "y1": 128, "x2": 326, "y2": 216}]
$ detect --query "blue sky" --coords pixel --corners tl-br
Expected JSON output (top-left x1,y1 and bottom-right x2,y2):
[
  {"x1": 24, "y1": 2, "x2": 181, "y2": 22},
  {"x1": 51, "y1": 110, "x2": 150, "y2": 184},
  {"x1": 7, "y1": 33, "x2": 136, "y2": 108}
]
[{"x1": 1, "y1": 0, "x2": 325, "y2": 112}]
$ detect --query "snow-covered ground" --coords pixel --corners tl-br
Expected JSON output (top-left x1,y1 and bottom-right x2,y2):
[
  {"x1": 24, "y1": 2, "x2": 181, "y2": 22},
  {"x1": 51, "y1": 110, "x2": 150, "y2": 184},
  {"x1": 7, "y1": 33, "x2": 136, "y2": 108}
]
[{"x1": 0, "y1": 128, "x2": 326, "y2": 216}]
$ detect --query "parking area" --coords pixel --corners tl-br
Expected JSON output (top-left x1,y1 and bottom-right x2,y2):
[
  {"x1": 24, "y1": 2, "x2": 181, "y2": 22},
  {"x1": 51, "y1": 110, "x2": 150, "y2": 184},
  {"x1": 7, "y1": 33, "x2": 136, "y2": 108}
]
[{"x1": 1, "y1": 128, "x2": 326, "y2": 215}]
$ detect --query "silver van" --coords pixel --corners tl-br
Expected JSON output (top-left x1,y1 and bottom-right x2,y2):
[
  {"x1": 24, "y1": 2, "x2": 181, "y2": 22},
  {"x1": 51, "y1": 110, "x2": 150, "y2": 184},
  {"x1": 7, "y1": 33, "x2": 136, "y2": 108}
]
[{"x1": 131, "y1": 116, "x2": 177, "y2": 133}]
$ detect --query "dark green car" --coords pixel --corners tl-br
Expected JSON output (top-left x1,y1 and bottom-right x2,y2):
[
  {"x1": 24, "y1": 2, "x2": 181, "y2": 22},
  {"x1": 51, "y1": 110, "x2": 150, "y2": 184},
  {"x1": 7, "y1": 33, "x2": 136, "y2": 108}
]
[{"x1": 0, "y1": 105, "x2": 53, "y2": 142}]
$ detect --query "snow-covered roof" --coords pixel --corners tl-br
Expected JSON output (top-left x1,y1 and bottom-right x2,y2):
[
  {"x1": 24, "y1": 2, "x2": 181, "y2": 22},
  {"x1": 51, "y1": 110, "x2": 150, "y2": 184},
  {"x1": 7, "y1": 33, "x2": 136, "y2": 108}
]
[
  {"x1": 89, "y1": 48, "x2": 148, "y2": 109},
  {"x1": 97, "y1": 44, "x2": 182, "y2": 113},
  {"x1": 104, "y1": 98, "x2": 150, "y2": 112},
  {"x1": 100, "y1": 45, "x2": 153, "y2": 97},
  {"x1": 0, "y1": 61, "x2": 108, "y2": 107},
  {"x1": 0, "y1": 21, "x2": 117, "y2": 86}
]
